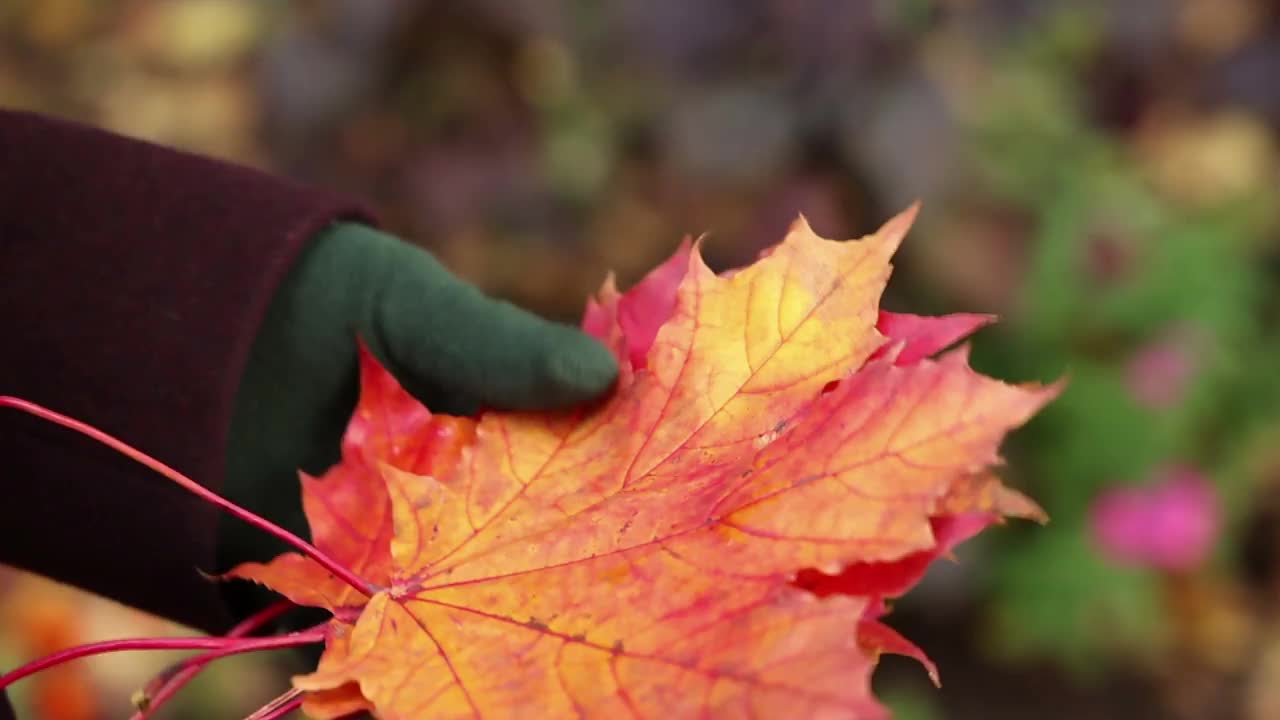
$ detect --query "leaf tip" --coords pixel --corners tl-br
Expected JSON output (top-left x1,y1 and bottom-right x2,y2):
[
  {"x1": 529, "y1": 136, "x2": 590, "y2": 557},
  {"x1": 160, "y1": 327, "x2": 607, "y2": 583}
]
[
  {"x1": 783, "y1": 213, "x2": 822, "y2": 249},
  {"x1": 996, "y1": 486, "x2": 1049, "y2": 525},
  {"x1": 1019, "y1": 374, "x2": 1069, "y2": 420},
  {"x1": 877, "y1": 201, "x2": 922, "y2": 252}
]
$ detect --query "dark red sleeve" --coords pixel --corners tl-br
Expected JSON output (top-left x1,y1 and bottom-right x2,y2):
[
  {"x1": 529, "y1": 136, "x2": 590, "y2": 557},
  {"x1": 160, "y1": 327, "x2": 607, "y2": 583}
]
[{"x1": 0, "y1": 110, "x2": 376, "y2": 635}]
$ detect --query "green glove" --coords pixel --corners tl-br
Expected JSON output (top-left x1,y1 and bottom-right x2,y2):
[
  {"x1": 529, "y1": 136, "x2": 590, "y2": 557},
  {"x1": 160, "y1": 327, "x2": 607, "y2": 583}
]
[{"x1": 218, "y1": 222, "x2": 617, "y2": 619}]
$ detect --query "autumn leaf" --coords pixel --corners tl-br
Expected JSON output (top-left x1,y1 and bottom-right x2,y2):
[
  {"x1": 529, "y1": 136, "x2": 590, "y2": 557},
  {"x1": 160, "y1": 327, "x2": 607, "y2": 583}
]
[{"x1": 229, "y1": 205, "x2": 1058, "y2": 719}]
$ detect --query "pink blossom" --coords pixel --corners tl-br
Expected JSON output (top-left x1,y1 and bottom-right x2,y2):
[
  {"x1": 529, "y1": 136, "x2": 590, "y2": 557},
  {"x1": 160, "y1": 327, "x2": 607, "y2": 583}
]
[
  {"x1": 1089, "y1": 466, "x2": 1220, "y2": 571},
  {"x1": 1125, "y1": 328, "x2": 1199, "y2": 409}
]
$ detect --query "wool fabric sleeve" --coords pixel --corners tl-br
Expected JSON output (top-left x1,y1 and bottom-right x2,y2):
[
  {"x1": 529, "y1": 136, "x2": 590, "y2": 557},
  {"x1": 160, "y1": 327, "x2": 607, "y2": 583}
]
[{"x1": 0, "y1": 109, "x2": 376, "y2": 634}]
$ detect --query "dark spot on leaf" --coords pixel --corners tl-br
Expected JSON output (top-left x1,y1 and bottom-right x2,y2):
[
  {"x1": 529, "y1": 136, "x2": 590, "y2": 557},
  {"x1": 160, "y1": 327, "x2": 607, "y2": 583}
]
[
  {"x1": 526, "y1": 617, "x2": 550, "y2": 632},
  {"x1": 773, "y1": 419, "x2": 788, "y2": 433},
  {"x1": 570, "y1": 632, "x2": 586, "y2": 642},
  {"x1": 612, "y1": 640, "x2": 625, "y2": 654}
]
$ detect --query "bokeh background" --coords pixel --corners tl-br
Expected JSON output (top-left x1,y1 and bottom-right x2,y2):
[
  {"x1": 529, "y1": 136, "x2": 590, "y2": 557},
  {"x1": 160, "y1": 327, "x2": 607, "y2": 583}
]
[{"x1": 4, "y1": 0, "x2": 1280, "y2": 718}]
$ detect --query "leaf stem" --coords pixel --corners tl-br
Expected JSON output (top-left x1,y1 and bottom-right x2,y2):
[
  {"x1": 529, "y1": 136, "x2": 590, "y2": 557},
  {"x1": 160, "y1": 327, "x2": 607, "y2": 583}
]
[
  {"x1": 0, "y1": 396, "x2": 373, "y2": 596},
  {"x1": 0, "y1": 628, "x2": 325, "y2": 691},
  {"x1": 226, "y1": 599, "x2": 299, "y2": 638},
  {"x1": 132, "y1": 600, "x2": 296, "y2": 720},
  {"x1": 245, "y1": 687, "x2": 304, "y2": 720}
]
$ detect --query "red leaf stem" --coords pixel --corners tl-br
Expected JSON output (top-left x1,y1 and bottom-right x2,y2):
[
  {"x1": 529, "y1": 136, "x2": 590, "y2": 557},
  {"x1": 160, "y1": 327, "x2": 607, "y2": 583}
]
[
  {"x1": 133, "y1": 599, "x2": 296, "y2": 720},
  {"x1": 0, "y1": 396, "x2": 373, "y2": 596},
  {"x1": 244, "y1": 687, "x2": 304, "y2": 720},
  {"x1": 0, "y1": 627, "x2": 325, "y2": 692}
]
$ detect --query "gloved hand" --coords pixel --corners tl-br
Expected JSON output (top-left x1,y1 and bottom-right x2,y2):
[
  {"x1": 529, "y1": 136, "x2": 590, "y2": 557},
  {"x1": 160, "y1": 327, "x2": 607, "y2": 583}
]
[{"x1": 218, "y1": 223, "x2": 618, "y2": 617}]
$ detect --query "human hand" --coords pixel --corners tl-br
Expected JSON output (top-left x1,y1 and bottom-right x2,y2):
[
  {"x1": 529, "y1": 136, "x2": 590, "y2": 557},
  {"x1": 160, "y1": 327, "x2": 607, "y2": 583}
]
[{"x1": 218, "y1": 223, "x2": 618, "y2": 616}]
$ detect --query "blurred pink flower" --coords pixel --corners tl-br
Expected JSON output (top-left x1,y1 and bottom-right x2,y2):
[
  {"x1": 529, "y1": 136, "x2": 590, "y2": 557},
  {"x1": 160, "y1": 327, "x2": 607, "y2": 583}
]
[
  {"x1": 1125, "y1": 328, "x2": 1199, "y2": 409},
  {"x1": 1089, "y1": 466, "x2": 1221, "y2": 571}
]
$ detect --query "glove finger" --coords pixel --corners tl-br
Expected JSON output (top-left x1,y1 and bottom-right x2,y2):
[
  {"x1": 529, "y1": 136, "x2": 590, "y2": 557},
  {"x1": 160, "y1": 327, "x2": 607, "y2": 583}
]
[{"x1": 367, "y1": 245, "x2": 618, "y2": 411}]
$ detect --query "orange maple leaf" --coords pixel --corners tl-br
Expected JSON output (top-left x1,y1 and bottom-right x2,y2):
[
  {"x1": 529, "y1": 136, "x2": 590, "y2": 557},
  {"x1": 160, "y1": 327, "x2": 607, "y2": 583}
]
[{"x1": 229, "y1": 205, "x2": 1058, "y2": 719}]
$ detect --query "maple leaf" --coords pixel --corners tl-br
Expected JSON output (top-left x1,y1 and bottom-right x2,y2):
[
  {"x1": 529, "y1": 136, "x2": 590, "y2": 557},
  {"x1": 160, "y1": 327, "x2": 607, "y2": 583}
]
[{"x1": 229, "y1": 205, "x2": 1058, "y2": 719}]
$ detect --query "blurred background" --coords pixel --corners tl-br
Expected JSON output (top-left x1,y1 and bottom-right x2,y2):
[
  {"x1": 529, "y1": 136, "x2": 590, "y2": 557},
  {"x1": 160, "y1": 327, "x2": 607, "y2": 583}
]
[{"x1": 4, "y1": 0, "x2": 1280, "y2": 718}]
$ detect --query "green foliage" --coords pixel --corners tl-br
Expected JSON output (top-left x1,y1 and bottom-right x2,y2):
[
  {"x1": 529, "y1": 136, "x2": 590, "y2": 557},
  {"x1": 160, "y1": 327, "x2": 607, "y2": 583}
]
[
  {"x1": 880, "y1": 681, "x2": 943, "y2": 720},
  {"x1": 964, "y1": 9, "x2": 1280, "y2": 670},
  {"x1": 991, "y1": 522, "x2": 1165, "y2": 673}
]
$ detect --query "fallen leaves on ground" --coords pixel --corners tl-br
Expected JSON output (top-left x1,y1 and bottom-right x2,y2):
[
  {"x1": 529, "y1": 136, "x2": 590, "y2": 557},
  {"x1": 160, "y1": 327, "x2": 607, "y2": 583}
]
[{"x1": 229, "y1": 204, "x2": 1058, "y2": 719}]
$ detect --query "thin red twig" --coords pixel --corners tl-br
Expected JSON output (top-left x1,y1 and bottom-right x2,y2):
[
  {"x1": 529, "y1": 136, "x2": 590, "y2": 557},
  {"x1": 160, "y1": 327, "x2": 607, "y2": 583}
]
[
  {"x1": 226, "y1": 599, "x2": 298, "y2": 639},
  {"x1": 132, "y1": 600, "x2": 297, "y2": 720},
  {"x1": 0, "y1": 396, "x2": 373, "y2": 596},
  {"x1": 245, "y1": 686, "x2": 304, "y2": 720},
  {"x1": 0, "y1": 628, "x2": 325, "y2": 691}
]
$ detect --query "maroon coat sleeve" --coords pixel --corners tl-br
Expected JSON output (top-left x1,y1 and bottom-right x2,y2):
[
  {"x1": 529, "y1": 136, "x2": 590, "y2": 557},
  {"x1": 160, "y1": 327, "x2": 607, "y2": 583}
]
[{"x1": 0, "y1": 109, "x2": 376, "y2": 638}]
